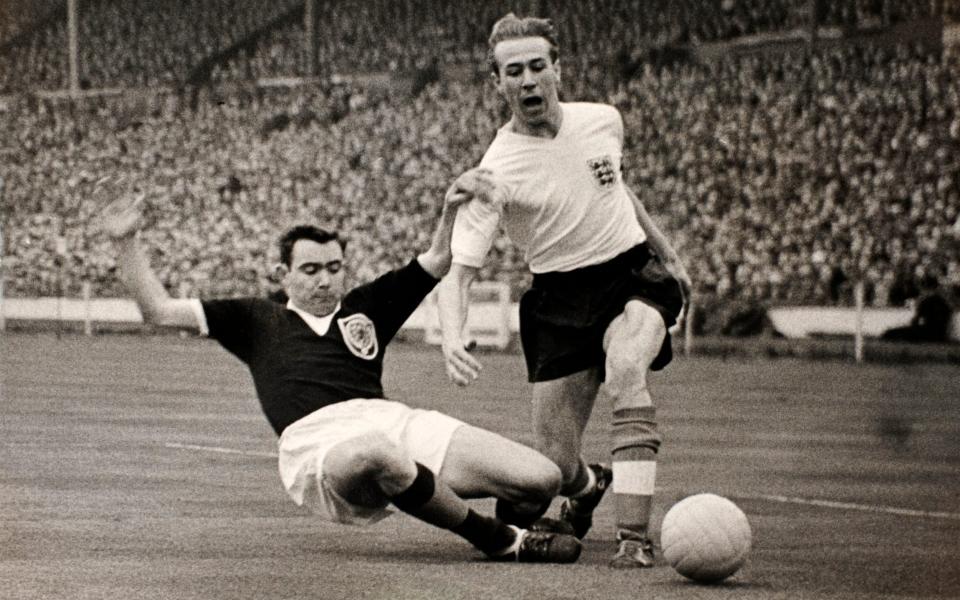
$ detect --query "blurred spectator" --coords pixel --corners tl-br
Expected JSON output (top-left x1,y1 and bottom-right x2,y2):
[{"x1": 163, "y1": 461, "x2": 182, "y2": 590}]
[{"x1": 881, "y1": 274, "x2": 954, "y2": 343}]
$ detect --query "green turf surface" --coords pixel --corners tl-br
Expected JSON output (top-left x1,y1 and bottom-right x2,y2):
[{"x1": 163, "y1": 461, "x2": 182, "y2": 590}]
[{"x1": 3, "y1": 333, "x2": 959, "y2": 599}]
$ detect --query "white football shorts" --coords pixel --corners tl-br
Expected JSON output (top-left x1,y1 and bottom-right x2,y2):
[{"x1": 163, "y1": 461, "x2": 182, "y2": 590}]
[{"x1": 278, "y1": 398, "x2": 464, "y2": 525}]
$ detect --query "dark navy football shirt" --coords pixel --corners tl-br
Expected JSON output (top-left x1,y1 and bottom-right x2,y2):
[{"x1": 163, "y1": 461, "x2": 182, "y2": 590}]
[{"x1": 201, "y1": 259, "x2": 437, "y2": 435}]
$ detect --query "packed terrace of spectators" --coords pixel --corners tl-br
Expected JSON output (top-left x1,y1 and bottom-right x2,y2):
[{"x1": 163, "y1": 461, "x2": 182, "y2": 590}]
[
  {"x1": 2, "y1": 0, "x2": 958, "y2": 333},
  {"x1": 1, "y1": 0, "x2": 948, "y2": 92}
]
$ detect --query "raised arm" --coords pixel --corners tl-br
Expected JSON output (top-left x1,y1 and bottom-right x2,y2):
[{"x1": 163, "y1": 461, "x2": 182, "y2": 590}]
[
  {"x1": 416, "y1": 181, "x2": 475, "y2": 279},
  {"x1": 99, "y1": 184, "x2": 202, "y2": 331}
]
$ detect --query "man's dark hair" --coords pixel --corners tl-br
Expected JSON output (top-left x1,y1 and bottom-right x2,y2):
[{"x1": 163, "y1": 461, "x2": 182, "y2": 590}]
[
  {"x1": 487, "y1": 13, "x2": 560, "y2": 75},
  {"x1": 278, "y1": 225, "x2": 345, "y2": 266},
  {"x1": 919, "y1": 274, "x2": 940, "y2": 292}
]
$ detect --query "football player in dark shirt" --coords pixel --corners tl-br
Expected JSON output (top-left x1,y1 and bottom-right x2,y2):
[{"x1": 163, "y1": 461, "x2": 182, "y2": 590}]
[{"x1": 99, "y1": 179, "x2": 581, "y2": 564}]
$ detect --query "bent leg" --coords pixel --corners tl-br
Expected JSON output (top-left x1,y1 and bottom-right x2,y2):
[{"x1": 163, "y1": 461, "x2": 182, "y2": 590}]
[
  {"x1": 439, "y1": 424, "x2": 562, "y2": 506},
  {"x1": 323, "y1": 430, "x2": 418, "y2": 504},
  {"x1": 324, "y1": 431, "x2": 516, "y2": 555},
  {"x1": 602, "y1": 300, "x2": 667, "y2": 564}
]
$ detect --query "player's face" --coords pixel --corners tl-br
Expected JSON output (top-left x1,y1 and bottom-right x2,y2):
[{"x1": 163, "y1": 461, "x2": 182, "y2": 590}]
[
  {"x1": 282, "y1": 239, "x2": 345, "y2": 316},
  {"x1": 493, "y1": 36, "x2": 561, "y2": 134}
]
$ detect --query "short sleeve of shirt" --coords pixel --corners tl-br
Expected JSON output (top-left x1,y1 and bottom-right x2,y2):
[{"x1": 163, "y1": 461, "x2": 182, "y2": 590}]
[
  {"x1": 345, "y1": 259, "x2": 438, "y2": 343},
  {"x1": 200, "y1": 298, "x2": 264, "y2": 363},
  {"x1": 451, "y1": 197, "x2": 501, "y2": 268}
]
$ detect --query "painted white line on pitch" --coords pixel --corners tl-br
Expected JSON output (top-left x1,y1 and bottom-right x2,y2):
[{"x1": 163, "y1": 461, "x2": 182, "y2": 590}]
[
  {"x1": 157, "y1": 448, "x2": 960, "y2": 522},
  {"x1": 735, "y1": 493, "x2": 960, "y2": 521},
  {"x1": 165, "y1": 442, "x2": 277, "y2": 458}
]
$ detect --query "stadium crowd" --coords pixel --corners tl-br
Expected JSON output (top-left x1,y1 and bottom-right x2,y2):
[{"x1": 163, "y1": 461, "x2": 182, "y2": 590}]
[
  {"x1": 3, "y1": 0, "x2": 959, "y2": 334},
  {"x1": 1, "y1": 0, "x2": 948, "y2": 92},
  {"x1": 616, "y1": 42, "x2": 960, "y2": 318},
  {"x1": 0, "y1": 0, "x2": 301, "y2": 93}
]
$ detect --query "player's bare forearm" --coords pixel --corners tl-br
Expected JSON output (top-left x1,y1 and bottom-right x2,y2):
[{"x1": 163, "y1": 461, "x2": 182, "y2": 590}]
[
  {"x1": 100, "y1": 186, "x2": 201, "y2": 331},
  {"x1": 437, "y1": 264, "x2": 482, "y2": 385},
  {"x1": 116, "y1": 240, "x2": 202, "y2": 330},
  {"x1": 115, "y1": 235, "x2": 200, "y2": 329},
  {"x1": 111, "y1": 232, "x2": 200, "y2": 331},
  {"x1": 116, "y1": 235, "x2": 173, "y2": 323},
  {"x1": 626, "y1": 186, "x2": 693, "y2": 304},
  {"x1": 438, "y1": 264, "x2": 474, "y2": 345},
  {"x1": 626, "y1": 186, "x2": 681, "y2": 264}
]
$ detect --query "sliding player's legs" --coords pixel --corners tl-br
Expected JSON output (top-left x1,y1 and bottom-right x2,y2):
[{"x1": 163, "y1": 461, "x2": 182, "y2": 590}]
[
  {"x1": 325, "y1": 428, "x2": 580, "y2": 563},
  {"x1": 278, "y1": 400, "x2": 580, "y2": 563}
]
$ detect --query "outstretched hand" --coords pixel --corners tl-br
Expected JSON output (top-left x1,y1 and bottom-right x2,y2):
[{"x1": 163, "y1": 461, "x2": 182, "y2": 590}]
[
  {"x1": 96, "y1": 177, "x2": 145, "y2": 240},
  {"x1": 442, "y1": 339, "x2": 482, "y2": 386}
]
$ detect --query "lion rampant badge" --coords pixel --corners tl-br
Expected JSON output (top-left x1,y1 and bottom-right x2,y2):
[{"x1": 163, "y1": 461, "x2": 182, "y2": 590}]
[
  {"x1": 337, "y1": 313, "x2": 379, "y2": 360},
  {"x1": 587, "y1": 155, "x2": 617, "y2": 190}
]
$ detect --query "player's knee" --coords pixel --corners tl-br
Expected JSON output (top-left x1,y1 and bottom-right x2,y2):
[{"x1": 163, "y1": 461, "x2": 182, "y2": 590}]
[
  {"x1": 523, "y1": 453, "x2": 563, "y2": 500},
  {"x1": 331, "y1": 431, "x2": 407, "y2": 479},
  {"x1": 604, "y1": 302, "x2": 665, "y2": 397},
  {"x1": 503, "y1": 452, "x2": 562, "y2": 503},
  {"x1": 623, "y1": 301, "x2": 666, "y2": 349}
]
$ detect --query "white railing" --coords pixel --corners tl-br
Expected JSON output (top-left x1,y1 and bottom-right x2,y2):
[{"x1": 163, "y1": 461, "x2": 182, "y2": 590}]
[{"x1": 4, "y1": 283, "x2": 957, "y2": 363}]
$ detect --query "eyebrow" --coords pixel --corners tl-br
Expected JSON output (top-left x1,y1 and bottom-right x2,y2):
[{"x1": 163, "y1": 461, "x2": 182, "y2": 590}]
[{"x1": 506, "y1": 57, "x2": 547, "y2": 68}]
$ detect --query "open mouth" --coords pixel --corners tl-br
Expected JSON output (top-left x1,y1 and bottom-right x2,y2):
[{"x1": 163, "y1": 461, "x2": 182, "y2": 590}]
[{"x1": 521, "y1": 96, "x2": 544, "y2": 109}]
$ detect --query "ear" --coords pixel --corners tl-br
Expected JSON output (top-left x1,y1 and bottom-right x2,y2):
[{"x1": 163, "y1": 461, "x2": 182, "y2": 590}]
[
  {"x1": 490, "y1": 70, "x2": 503, "y2": 92},
  {"x1": 272, "y1": 263, "x2": 288, "y2": 283},
  {"x1": 554, "y1": 60, "x2": 562, "y2": 84}
]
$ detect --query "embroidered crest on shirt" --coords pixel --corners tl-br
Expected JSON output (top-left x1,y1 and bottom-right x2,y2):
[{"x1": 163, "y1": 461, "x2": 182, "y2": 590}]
[
  {"x1": 337, "y1": 313, "x2": 378, "y2": 360},
  {"x1": 587, "y1": 155, "x2": 617, "y2": 190}
]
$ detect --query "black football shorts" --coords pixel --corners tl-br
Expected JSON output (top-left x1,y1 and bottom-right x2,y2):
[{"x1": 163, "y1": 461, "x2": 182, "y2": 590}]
[{"x1": 519, "y1": 243, "x2": 684, "y2": 383}]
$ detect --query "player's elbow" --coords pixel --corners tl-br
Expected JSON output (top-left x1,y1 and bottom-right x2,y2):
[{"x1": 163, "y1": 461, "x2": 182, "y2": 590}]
[
  {"x1": 445, "y1": 262, "x2": 478, "y2": 289},
  {"x1": 142, "y1": 299, "x2": 192, "y2": 330},
  {"x1": 417, "y1": 250, "x2": 451, "y2": 280}
]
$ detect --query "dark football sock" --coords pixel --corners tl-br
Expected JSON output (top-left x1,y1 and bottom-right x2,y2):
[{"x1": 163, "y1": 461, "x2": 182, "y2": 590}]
[
  {"x1": 451, "y1": 509, "x2": 518, "y2": 556},
  {"x1": 389, "y1": 463, "x2": 515, "y2": 554},
  {"x1": 562, "y1": 458, "x2": 594, "y2": 499},
  {"x1": 389, "y1": 463, "x2": 465, "y2": 529},
  {"x1": 494, "y1": 498, "x2": 550, "y2": 528}
]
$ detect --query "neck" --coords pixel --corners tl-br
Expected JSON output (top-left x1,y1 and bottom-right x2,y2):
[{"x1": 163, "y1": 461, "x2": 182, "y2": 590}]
[
  {"x1": 511, "y1": 103, "x2": 563, "y2": 139},
  {"x1": 287, "y1": 298, "x2": 339, "y2": 319}
]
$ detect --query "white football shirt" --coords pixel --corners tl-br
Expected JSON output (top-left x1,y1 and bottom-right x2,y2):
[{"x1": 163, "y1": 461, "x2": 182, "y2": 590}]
[{"x1": 451, "y1": 102, "x2": 646, "y2": 274}]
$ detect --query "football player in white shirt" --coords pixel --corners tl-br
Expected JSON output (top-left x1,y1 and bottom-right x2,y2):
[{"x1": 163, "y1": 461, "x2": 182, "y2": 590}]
[{"x1": 438, "y1": 13, "x2": 692, "y2": 568}]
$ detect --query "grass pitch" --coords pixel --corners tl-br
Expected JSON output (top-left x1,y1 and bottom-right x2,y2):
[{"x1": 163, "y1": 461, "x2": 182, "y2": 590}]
[{"x1": 3, "y1": 333, "x2": 959, "y2": 599}]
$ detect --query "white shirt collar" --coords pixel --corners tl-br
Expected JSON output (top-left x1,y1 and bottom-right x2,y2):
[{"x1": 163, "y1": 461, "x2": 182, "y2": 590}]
[{"x1": 286, "y1": 300, "x2": 340, "y2": 336}]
